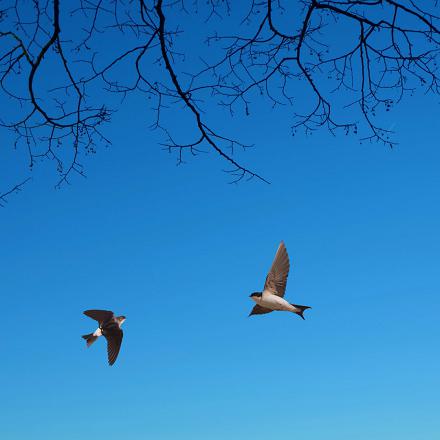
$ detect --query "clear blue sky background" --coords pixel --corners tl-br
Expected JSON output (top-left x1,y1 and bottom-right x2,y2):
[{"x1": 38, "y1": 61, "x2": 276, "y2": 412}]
[{"x1": 1, "y1": 4, "x2": 440, "y2": 440}]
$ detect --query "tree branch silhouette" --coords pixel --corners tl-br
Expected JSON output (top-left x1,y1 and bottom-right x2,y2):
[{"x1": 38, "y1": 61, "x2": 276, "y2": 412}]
[{"x1": 1, "y1": 0, "x2": 439, "y2": 201}]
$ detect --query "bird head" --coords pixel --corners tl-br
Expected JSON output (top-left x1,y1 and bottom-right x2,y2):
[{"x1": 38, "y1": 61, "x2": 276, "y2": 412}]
[
  {"x1": 117, "y1": 316, "x2": 126, "y2": 325},
  {"x1": 249, "y1": 292, "x2": 262, "y2": 302}
]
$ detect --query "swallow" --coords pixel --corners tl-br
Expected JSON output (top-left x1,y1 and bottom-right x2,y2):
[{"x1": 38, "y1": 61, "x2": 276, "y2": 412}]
[
  {"x1": 248, "y1": 241, "x2": 311, "y2": 319},
  {"x1": 82, "y1": 309, "x2": 126, "y2": 366}
]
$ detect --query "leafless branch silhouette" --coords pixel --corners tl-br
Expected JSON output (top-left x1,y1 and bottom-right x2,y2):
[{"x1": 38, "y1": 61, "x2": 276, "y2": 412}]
[{"x1": 1, "y1": 0, "x2": 439, "y2": 201}]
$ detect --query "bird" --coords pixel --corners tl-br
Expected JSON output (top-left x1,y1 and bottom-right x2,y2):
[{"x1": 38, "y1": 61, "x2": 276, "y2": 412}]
[
  {"x1": 248, "y1": 241, "x2": 311, "y2": 319},
  {"x1": 82, "y1": 309, "x2": 126, "y2": 366}
]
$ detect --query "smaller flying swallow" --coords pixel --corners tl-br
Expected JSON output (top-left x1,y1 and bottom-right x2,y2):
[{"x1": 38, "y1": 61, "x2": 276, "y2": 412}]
[
  {"x1": 248, "y1": 241, "x2": 311, "y2": 319},
  {"x1": 82, "y1": 309, "x2": 126, "y2": 366}
]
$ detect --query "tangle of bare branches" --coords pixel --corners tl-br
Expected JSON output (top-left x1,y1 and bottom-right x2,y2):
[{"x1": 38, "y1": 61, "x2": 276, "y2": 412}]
[{"x1": 1, "y1": 0, "x2": 439, "y2": 201}]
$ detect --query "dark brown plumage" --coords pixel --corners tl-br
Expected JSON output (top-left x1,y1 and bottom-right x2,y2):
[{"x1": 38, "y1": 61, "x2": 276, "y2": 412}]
[
  {"x1": 249, "y1": 304, "x2": 273, "y2": 316},
  {"x1": 82, "y1": 309, "x2": 125, "y2": 366}
]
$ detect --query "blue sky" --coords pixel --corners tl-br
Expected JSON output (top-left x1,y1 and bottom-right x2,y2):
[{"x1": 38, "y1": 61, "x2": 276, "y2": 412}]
[{"x1": 2, "y1": 3, "x2": 440, "y2": 440}]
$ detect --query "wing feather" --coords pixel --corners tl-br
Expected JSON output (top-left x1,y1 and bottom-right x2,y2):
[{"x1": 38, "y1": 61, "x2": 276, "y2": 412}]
[
  {"x1": 249, "y1": 304, "x2": 273, "y2": 316},
  {"x1": 83, "y1": 309, "x2": 114, "y2": 323},
  {"x1": 263, "y1": 241, "x2": 290, "y2": 297},
  {"x1": 105, "y1": 328, "x2": 123, "y2": 366}
]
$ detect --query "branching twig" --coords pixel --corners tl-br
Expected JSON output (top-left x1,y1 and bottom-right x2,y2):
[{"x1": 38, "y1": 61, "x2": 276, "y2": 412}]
[{"x1": 1, "y1": 0, "x2": 439, "y2": 201}]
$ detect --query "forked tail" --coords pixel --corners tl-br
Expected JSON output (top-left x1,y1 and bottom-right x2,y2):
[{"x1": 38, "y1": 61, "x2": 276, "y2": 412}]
[
  {"x1": 291, "y1": 304, "x2": 311, "y2": 320},
  {"x1": 82, "y1": 333, "x2": 98, "y2": 347}
]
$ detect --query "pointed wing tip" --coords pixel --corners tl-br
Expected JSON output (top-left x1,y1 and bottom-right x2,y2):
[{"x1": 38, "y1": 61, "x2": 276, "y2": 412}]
[
  {"x1": 108, "y1": 353, "x2": 119, "y2": 366},
  {"x1": 83, "y1": 310, "x2": 94, "y2": 319},
  {"x1": 83, "y1": 309, "x2": 114, "y2": 322},
  {"x1": 277, "y1": 241, "x2": 287, "y2": 254},
  {"x1": 106, "y1": 329, "x2": 123, "y2": 366}
]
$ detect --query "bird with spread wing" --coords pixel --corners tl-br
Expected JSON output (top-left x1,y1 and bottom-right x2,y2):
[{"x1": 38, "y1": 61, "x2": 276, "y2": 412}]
[
  {"x1": 82, "y1": 310, "x2": 126, "y2": 366},
  {"x1": 248, "y1": 241, "x2": 311, "y2": 319}
]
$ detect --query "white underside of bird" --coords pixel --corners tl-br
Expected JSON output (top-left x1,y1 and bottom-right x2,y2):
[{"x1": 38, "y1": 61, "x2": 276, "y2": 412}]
[{"x1": 253, "y1": 290, "x2": 301, "y2": 313}]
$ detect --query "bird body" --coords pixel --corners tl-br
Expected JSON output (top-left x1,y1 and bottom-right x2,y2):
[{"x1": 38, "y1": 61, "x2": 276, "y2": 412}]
[
  {"x1": 82, "y1": 310, "x2": 126, "y2": 366},
  {"x1": 255, "y1": 291, "x2": 299, "y2": 313},
  {"x1": 248, "y1": 241, "x2": 311, "y2": 319}
]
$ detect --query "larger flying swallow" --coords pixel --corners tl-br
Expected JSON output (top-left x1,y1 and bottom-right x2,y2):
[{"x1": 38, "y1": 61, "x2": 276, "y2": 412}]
[
  {"x1": 82, "y1": 309, "x2": 126, "y2": 366},
  {"x1": 248, "y1": 241, "x2": 311, "y2": 319}
]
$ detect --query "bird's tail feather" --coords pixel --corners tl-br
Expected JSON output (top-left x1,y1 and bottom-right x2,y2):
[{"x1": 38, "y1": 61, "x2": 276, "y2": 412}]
[
  {"x1": 82, "y1": 333, "x2": 98, "y2": 347},
  {"x1": 291, "y1": 304, "x2": 311, "y2": 320}
]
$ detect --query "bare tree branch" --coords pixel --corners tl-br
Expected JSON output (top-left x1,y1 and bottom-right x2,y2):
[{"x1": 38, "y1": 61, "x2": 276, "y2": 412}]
[
  {"x1": 0, "y1": 177, "x2": 32, "y2": 207},
  {"x1": 1, "y1": 0, "x2": 439, "y2": 201}
]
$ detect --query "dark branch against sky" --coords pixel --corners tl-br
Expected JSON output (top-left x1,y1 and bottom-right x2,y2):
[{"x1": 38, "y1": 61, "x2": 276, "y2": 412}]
[{"x1": 0, "y1": 0, "x2": 439, "y2": 201}]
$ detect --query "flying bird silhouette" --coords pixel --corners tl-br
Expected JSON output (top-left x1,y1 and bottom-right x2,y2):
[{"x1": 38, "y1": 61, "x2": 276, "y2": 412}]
[
  {"x1": 82, "y1": 309, "x2": 126, "y2": 366},
  {"x1": 248, "y1": 241, "x2": 311, "y2": 319}
]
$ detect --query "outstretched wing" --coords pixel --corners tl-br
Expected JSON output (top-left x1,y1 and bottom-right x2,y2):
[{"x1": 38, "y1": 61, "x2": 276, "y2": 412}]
[
  {"x1": 83, "y1": 309, "x2": 114, "y2": 323},
  {"x1": 249, "y1": 304, "x2": 273, "y2": 316},
  {"x1": 263, "y1": 241, "x2": 290, "y2": 297},
  {"x1": 104, "y1": 328, "x2": 123, "y2": 366}
]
